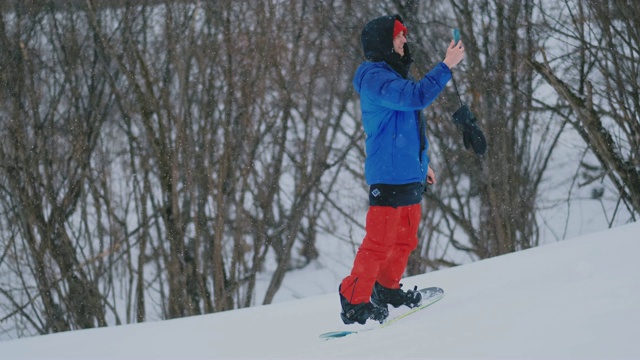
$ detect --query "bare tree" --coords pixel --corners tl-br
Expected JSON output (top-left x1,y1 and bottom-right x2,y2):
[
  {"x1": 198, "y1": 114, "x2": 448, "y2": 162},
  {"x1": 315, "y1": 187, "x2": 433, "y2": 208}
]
[
  {"x1": 0, "y1": 0, "x2": 290, "y2": 336},
  {"x1": 1, "y1": 0, "x2": 369, "y2": 336},
  {"x1": 0, "y1": 3, "x2": 112, "y2": 333},
  {"x1": 528, "y1": 0, "x2": 640, "y2": 219}
]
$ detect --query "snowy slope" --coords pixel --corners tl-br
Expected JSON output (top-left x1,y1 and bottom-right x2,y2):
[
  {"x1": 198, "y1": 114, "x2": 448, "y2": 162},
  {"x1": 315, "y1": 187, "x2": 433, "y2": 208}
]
[{"x1": 1, "y1": 222, "x2": 639, "y2": 359}]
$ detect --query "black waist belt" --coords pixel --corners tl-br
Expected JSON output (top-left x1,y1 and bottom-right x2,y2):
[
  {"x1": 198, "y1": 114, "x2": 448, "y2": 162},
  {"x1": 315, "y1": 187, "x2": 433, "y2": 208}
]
[{"x1": 369, "y1": 182, "x2": 424, "y2": 208}]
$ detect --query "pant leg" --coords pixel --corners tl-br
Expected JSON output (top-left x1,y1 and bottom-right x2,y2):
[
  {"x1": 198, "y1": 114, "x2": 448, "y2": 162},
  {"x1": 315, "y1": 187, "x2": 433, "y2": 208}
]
[
  {"x1": 340, "y1": 205, "x2": 402, "y2": 304},
  {"x1": 376, "y1": 203, "x2": 421, "y2": 289}
]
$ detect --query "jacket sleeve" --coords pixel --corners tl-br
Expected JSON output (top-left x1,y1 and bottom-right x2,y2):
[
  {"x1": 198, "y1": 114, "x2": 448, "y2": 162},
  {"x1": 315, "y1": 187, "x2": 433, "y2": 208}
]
[{"x1": 361, "y1": 62, "x2": 452, "y2": 111}]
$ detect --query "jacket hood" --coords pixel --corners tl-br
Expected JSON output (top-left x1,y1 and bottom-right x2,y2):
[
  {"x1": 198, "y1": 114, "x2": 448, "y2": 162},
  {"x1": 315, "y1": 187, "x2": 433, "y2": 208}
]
[{"x1": 360, "y1": 14, "x2": 413, "y2": 78}]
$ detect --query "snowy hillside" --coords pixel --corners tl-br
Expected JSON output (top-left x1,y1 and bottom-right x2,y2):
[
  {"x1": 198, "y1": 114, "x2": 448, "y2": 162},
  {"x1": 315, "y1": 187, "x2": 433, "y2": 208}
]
[{"x1": 1, "y1": 222, "x2": 638, "y2": 359}]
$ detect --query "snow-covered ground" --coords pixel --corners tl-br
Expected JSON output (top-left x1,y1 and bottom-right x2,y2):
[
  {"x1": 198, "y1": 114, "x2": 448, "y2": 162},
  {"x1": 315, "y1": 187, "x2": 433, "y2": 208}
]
[{"x1": 1, "y1": 221, "x2": 638, "y2": 359}]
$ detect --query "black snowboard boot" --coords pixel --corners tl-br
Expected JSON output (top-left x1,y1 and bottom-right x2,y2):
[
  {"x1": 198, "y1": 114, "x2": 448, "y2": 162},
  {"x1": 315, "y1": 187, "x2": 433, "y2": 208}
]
[
  {"x1": 339, "y1": 286, "x2": 388, "y2": 325},
  {"x1": 371, "y1": 282, "x2": 422, "y2": 309}
]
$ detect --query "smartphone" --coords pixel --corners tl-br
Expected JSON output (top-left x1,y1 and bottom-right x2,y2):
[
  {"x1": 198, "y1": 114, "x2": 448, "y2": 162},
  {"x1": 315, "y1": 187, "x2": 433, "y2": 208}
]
[{"x1": 452, "y1": 28, "x2": 460, "y2": 45}]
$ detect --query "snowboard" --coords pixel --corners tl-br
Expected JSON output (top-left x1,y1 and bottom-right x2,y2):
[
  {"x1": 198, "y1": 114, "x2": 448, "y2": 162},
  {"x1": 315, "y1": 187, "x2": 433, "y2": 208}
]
[{"x1": 319, "y1": 287, "x2": 444, "y2": 340}]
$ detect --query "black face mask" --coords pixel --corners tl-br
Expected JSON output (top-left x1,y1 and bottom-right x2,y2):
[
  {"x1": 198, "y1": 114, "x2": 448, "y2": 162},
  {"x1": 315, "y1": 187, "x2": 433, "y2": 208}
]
[{"x1": 360, "y1": 15, "x2": 413, "y2": 79}]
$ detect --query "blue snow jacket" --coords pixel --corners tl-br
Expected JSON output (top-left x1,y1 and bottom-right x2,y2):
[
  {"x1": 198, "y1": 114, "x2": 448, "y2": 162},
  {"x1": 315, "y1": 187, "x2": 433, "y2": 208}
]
[{"x1": 353, "y1": 60, "x2": 452, "y2": 185}]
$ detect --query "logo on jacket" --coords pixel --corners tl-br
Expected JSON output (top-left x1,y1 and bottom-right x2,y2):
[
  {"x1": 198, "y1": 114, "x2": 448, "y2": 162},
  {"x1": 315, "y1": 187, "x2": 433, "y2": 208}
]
[{"x1": 371, "y1": 189, "x2": 381, "y2": 197}]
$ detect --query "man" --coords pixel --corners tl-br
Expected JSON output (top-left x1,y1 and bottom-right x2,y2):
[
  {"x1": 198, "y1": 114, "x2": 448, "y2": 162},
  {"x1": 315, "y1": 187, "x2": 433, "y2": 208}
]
[{"x1": 339, "y1": 14, "x2": 465, "y2": 325}]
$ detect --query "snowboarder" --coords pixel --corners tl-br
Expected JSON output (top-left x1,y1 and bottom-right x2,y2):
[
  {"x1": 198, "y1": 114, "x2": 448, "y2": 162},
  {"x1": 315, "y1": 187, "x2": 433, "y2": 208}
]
[{"x1": 339, "y1": 14, "x2": 465, "y2": 325}]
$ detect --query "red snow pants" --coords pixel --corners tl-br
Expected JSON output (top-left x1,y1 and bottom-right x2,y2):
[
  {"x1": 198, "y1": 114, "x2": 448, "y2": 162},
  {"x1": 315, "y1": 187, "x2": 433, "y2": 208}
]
[{"x1": 340, "y1": 203, "x2": 421, "y2": 304}]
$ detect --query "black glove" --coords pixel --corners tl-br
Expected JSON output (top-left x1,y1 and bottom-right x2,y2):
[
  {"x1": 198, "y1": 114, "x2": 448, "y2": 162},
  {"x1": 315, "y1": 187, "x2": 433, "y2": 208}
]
[{"x1": 452, "y1": 105, "x2": 487, "y2": 155}]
